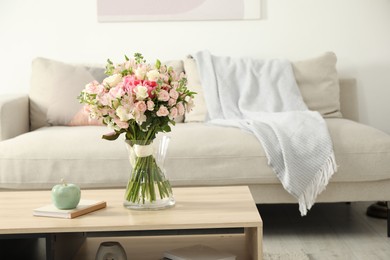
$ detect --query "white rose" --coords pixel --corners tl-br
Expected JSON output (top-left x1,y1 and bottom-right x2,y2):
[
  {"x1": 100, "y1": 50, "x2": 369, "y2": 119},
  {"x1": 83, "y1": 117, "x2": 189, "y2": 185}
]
[
  {"x1": 146, "y1": 69, "x2": 160, "y2": 81},
  {"x1": 135, "y1": 67, "x2": 146, "y2": 80},
  {"x1": 135, "y1": 85, "x2": 149, "y2": 101},
  {"x1": 103, "y1": 74, "x2": 122, "y2": 87}
]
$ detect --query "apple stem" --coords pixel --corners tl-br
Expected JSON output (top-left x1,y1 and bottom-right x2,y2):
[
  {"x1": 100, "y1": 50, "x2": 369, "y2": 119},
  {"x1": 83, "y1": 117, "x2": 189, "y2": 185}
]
[{"x1": 61, "y1": 178, "x2": 67, "y2": 186}]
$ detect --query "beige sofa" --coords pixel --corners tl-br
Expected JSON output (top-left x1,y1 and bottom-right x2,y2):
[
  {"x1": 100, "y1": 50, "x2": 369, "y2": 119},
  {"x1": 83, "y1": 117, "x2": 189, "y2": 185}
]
[{"x1": 1, "y1": 54, "x2": 390, "y2": 226}]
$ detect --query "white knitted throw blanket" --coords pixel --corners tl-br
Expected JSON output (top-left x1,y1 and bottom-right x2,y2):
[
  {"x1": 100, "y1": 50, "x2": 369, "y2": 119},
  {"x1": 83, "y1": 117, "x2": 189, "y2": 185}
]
[{"x1": 193, "y1": 50, "x2": 337, "y2": 215}]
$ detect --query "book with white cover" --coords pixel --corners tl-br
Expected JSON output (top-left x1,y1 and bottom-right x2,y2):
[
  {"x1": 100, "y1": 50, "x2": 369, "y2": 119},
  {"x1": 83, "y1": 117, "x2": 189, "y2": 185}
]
[
  {"x1": 163, "y1": 244, "x2": 236, "y2": 260},
  {"x1": 33, "y1": 199, "x2": 106, "y2": 219}
]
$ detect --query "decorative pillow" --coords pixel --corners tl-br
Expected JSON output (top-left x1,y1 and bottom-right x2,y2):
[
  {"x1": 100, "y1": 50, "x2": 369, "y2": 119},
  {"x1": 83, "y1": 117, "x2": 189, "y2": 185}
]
[
  {"x1": 30, "y1": 58, "x2": 185, "y2": 130},
  {"x1": 183, "y1": 56, "x2": 207, "y2": 122},
  {"x1": 67, "y1": 109, "x2": 104, "y2": 126},
  {"x1": 30, "y1": 57, "x2": 106, "y2": 130},
  {"x1": 292, "y1": 52, "x2": 342, "y2": 118},
  {"x1": 183, "y1": 52, "x2": 342, "y2": 122}
]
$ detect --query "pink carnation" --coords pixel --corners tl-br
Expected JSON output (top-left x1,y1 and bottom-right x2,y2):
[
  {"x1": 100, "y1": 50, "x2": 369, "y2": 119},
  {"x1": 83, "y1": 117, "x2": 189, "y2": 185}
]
[
  {"x1": 84, "y1": 80, "x2": 103, "y2": 94},
  {"x1": 109, "y1": 85, "x2": 125, "y2": 98},
  {"x1": 122, "y1": 75, "x2": 141, "y2": 93},
  {"x1": 97, "y1": 93, "x2": 111, "y2": 107}
]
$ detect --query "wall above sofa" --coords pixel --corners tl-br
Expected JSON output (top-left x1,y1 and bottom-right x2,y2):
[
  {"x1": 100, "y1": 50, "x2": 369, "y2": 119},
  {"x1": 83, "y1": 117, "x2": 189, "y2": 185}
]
[{"x1": 1, "y1": 0, "x2": 390, "y2": 134}]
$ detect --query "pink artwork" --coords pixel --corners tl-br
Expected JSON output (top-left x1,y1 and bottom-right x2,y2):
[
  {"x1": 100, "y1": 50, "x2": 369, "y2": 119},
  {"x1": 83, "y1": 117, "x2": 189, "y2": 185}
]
[{"x1": 97, "y1": 0, "x2": 261, "y2": 22}]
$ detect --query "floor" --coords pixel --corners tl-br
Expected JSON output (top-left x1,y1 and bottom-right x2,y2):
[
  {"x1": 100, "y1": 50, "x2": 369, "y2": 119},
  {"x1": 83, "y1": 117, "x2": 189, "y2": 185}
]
[{"x1": 258, "y1": 202, "x2": 390, "y2": 260}]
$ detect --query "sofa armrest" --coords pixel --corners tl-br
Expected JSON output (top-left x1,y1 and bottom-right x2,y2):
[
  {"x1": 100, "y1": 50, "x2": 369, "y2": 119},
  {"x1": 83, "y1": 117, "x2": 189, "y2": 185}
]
[{"x1": 0, "y1": 94, "x2": 30, "y2": 141}]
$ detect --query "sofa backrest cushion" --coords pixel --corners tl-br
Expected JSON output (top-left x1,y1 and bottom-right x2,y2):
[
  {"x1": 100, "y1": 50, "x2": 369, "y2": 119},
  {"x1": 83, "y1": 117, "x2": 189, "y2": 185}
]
[
  {"x1": 29, "y1": 57, "x2": 106, "y2": 130},
  {"x1": 292, "y1": 52, "x2": 342, "y2": 118},
  {"x1": 29, "y1": 57, "x2": 185, "y2": 130},
  {"x1": 183, "y1": 56, "x2": 208, "y2": 122},
  {"x1": 184, "y1": 52, "x2": 342, "y2": 123}
]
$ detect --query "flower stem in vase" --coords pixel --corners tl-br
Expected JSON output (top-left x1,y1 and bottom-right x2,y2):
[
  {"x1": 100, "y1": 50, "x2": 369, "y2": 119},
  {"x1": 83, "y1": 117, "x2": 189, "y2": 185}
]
[{"x1": 124, "y1": 138, "x2": 174, "y2": 210}]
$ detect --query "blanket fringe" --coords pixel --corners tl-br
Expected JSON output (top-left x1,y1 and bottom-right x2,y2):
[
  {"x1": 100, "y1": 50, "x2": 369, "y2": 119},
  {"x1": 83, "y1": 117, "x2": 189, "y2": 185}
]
[{"x1": 298, "y1": 152, "x2": 338, "y2": 216}]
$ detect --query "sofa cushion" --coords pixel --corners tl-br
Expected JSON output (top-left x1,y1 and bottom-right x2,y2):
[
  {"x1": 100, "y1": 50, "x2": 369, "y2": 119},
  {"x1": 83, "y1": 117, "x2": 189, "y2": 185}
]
[
  {"x1": 184, "y1": 52, "x2": 342, "y2": 122},
  {"x1": 1, "y1": 119, "x2": 390, "y2": 190},
  {"x1": 29, "y1": 57, "x2": 106, "y2": 130},
  {"x1": 292, "y1": 52, "x2": 342, "y2": 118},
  {"x1": 326, "y1": 118, "x2": 390, "y2": 182},
  {"x1": 0, "y1": 126, "x2": 128, "y2": 189}
]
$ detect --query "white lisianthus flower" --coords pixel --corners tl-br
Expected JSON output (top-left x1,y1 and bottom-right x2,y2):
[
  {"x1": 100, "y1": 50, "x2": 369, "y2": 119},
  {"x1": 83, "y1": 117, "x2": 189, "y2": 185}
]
[
  {"x1": 103, "y1": 74, "x2": 122, "y2": 87},
  {"x1": 116, "y1": 106, "x2": 132, "y2": 121},
  {"x1": 185, "y1": 97, "x2": 195, "y2": 112},
  {"x1": 135, "y1": 85, "x2": 149, "y2": 101},
  {"x1": 146, "y1": 69, "x2": 160, "y2": 81}
]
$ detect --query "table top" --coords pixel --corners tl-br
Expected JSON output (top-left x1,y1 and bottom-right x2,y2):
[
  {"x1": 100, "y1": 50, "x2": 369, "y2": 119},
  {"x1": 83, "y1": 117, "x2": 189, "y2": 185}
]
[{"x1": 0, "y1": 186, "x2": 262, "y2": 235}]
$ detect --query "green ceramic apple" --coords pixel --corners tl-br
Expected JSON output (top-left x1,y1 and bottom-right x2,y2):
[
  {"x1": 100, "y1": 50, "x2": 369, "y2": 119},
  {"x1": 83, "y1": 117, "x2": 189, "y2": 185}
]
[{"x1": 51, "y1": 179, "x2": 81, "y2": 209}]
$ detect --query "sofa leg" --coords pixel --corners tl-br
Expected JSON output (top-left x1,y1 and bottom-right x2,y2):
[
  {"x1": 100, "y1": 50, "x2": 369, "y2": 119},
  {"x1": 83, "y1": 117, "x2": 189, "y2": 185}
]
[{"x1": 388, "y1": 202, "x2": 390, "y2": 237}]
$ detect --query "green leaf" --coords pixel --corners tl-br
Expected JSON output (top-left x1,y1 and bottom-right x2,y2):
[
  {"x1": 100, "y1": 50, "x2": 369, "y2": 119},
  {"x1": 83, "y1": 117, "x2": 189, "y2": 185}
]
[
  {"x1": 102, "y1": 132, "x2": 121, "y2": 141},
  {"x1": 155, "y1": 59, "x2": 161, "y2": 69},
  {"x1": 134, "y1": 53, "x2": 144, "y2": 64},
  {"x1": 162, "y1": 124, "x2": 171, "y2": 132}
]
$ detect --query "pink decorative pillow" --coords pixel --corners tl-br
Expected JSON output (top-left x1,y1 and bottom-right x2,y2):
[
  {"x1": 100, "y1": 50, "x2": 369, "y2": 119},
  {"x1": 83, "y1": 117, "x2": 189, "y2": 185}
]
[{"x1": 68, "y1": 109, "x2": 104, "y2": 126}]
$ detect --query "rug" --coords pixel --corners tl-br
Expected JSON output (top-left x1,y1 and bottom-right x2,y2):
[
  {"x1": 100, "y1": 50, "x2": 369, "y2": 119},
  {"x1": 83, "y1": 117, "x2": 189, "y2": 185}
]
[{"x1": 263, "y1": 251, "x2": 310, "y2": 260}]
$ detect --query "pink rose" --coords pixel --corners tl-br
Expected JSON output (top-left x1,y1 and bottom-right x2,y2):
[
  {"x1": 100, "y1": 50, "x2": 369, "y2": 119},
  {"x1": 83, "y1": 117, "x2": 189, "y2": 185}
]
[
  {"x1": 169, "y1": 89, "x2": 179, "y2": 100},
  {"x1": 147, "y1": 100, "x2": 155, "y2": 111},
  {"x1": 158, "y1": 90, "x2": 170, "y2": 102},
  {"x1": 169, "y1": 107, "x2": 178, "y2": 119},
  {"x1": 156, "y1": 105, "x2": 169, "y2": 117},
  {"x1": 176, "y1": 102, "x2": 185, "y2": 116},
  {"x1": 168, "y1": 98, "x2": 176, "y2": 107},
  {"x1": 135, "y1": 101, "x2": 147, "y2": 113}
]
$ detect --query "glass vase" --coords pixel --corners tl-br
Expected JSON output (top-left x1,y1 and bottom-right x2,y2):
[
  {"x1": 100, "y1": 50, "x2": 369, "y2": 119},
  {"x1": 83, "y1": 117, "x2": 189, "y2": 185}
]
[{"x1": 123, "y1": 136, "x2": 175, "y2": 210}]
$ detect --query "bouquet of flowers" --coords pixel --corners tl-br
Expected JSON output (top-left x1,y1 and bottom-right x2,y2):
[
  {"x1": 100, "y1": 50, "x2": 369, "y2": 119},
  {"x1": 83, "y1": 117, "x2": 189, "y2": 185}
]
[{"x1": 79, "y1": 53, "x2": 195, "y2": 208}]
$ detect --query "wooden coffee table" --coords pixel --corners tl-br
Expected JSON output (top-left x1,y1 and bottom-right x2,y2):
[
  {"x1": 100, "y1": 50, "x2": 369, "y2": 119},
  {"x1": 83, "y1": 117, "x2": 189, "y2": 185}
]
[{"x1": 0, "y1": 186, "x2": 262, "y2": 260}]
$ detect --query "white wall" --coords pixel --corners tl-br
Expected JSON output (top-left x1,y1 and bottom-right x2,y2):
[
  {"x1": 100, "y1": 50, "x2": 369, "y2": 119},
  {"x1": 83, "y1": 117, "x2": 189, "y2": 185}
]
[{"x1": 1, "y1": 0, "x2": 390, "y2": 133}]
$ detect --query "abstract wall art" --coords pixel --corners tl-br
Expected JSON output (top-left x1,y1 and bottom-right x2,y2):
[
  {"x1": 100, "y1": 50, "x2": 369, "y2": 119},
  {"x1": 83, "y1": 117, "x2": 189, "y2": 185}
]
[{"x1": 97, "y1": 0, "x2": 261, "y2": 22}]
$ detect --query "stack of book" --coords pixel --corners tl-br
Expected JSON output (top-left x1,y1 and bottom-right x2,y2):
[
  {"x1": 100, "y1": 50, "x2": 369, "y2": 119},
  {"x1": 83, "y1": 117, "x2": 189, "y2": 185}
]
[{"x1": 33, "y1": 199, "x2": 106, "y2": 219}]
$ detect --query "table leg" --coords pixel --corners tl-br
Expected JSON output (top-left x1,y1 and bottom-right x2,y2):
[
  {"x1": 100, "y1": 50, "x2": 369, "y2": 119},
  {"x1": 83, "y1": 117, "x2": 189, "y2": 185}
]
[
  {"x1": 245, "y1": 226, "x2": 262, "y2": 260},
  {"x1": 46, "y1": 233, "x2": 86, "y2": 260}
]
